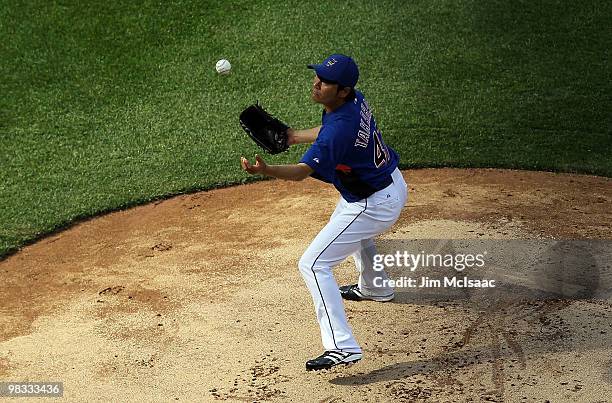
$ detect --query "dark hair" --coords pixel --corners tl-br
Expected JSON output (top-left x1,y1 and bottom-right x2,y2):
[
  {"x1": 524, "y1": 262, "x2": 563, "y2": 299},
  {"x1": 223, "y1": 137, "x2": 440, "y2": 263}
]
[{"x1": 337, "y1": 86, "x2": 356, "y2": 102}]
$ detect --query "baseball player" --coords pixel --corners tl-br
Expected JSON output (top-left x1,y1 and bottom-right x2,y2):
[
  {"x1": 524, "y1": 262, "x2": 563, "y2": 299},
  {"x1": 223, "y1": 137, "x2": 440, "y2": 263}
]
[{"x1": 241, "y1": 54, "x2": 408, "y2": 371}]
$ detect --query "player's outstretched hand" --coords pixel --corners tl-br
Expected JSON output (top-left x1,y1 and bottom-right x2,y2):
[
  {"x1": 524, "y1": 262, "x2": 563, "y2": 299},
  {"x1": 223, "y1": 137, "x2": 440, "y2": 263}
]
[{"x1": 241, "y1": 155, "x2": 268, "y2": 175}]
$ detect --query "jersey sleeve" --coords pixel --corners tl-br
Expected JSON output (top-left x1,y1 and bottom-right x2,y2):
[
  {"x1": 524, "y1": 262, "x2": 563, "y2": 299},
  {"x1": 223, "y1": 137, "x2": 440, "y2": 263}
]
[{"x1": 299, "y1": 125, "x2": 348, "y2": 182}]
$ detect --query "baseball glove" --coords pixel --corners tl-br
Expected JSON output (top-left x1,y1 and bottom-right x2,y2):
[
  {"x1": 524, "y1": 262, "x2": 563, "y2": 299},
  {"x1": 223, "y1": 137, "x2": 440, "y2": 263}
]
[{"x1": 239, "y1": 103, "x2": 289, "y2": 154}]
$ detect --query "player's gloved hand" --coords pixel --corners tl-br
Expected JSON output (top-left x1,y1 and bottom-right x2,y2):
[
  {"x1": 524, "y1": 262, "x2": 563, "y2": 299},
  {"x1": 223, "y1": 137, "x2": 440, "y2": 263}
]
[
  {"x1": 241, "y1": 155, "x2": 268, "y2": 175},
  {"x1": 239, "y1": 104, "x2": 289, "y2": 154}
]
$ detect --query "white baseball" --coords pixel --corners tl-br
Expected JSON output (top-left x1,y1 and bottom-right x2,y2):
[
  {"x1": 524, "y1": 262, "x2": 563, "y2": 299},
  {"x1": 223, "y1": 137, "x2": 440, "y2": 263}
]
[{"x1": 215, "y1": 59, "x2": 231, "y2": 75}]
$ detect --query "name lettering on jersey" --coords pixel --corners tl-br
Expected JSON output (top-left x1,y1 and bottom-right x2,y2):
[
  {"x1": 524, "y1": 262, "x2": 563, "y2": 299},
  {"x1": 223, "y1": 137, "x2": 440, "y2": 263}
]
[{"x1": 355, "y1": 99, "x2": 372, "y2": 148}]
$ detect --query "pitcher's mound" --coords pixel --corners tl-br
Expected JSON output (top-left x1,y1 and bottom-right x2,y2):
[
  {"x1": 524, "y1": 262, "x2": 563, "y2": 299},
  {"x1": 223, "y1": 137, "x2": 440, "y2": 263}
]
[{"x1": 1, "y1": 168, "x2": 610, "y2": 401}]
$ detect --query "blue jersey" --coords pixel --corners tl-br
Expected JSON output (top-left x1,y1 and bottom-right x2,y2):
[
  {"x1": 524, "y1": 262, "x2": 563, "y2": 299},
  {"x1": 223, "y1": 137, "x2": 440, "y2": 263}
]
[{"x1": 300, "y1": 90, "x2": 399, "y2": 202}]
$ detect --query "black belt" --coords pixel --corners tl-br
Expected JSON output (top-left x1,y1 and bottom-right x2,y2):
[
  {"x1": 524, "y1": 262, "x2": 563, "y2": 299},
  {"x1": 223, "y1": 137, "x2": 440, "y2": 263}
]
[
  {"x1": 337, "y1": 170, "x2": 394, "y2": 200},
  {"x1": 376, "y1": 175, "x2": 394, "y2": 192},
  {"x1": 352, "y1": 175, "x2": 394, "y2": 200}
]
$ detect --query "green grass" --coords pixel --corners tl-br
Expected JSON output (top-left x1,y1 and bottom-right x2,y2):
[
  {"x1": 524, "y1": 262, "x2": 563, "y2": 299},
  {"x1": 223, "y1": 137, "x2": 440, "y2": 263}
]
[{"x1": 1, "y1": 0, "x2": 611, "y2": 258}]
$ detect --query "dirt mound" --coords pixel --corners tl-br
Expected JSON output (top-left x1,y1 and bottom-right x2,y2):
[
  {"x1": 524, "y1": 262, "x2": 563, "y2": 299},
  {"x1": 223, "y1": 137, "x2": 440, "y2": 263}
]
[{"x1": 1, "y1": 168, "x2": 610, "y2": 401}]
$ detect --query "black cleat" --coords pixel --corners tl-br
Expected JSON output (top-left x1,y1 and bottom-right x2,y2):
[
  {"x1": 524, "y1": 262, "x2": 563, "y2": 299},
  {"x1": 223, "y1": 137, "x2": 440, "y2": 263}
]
[
  {"x1": 306, "y1": 351, "x2": 363, "y2": 371},
  {"x1": 339, "y1": 284, "x2": 394, "y2": 302}
]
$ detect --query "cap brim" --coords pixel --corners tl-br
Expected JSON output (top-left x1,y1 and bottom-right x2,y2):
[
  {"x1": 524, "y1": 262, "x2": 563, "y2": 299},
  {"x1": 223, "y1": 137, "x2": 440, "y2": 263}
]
[{"x1": 307, "y1": 64, "x2": 337, "y2": 83}]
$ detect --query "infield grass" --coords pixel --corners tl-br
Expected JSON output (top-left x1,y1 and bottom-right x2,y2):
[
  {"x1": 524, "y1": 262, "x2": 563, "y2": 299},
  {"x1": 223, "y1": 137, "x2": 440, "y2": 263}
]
[{"x1": 1, "y1": 0, "x2": 611, "y2": 258}]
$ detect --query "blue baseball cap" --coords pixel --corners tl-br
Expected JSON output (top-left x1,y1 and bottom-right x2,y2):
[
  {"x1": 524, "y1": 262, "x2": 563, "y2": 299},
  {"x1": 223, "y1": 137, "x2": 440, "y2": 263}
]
[{"x1": 307, "y1": 54, "x2": 359, "y2": 88}]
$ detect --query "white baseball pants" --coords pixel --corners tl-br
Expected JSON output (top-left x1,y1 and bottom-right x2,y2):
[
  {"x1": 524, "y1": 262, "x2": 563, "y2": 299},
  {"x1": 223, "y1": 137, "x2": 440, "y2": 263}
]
[{"x1": 298, "y1": 168, "x2": 408, "y2": 352}]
